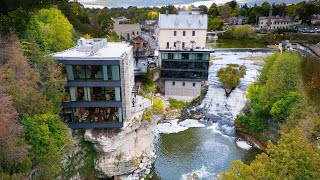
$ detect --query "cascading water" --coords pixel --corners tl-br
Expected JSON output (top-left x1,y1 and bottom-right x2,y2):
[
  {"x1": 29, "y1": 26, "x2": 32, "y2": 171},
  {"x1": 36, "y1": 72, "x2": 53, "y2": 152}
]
[{"x1": 154, "y1": 51, "x2": 271, "y2": 180}]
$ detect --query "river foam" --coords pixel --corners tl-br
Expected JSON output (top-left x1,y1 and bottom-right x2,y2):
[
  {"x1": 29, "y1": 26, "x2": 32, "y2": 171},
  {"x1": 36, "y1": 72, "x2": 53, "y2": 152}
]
[
  {"x1": 155, "y1": 119, "x2": 205, "y2": 135},
  {"x1": 181, "y1": 166, "x2": 216, "y2": 180},
  {"x1": 236, "y1": 140, "x2": 252, "y2": 150}
]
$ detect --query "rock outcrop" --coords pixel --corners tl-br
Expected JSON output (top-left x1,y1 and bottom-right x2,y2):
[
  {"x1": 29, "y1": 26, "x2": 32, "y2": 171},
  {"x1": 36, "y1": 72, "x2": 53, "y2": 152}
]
[{"x1": 84, "y1": 112, "x2": 160, "y2": 179}]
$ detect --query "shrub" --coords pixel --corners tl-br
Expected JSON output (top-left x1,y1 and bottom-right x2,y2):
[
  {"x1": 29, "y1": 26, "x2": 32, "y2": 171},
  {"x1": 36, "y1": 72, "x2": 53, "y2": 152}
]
[
  {"x1": 152, "y1": 98, "x2": 164, "y2": 114},
  {"x1": 217, "y1": 65, "x2": 246, "y2": 88},
  {"x1": 168, "y1": 98, "x2": 190, "y2": 109},
  {"x1": 143, "y1": 110, "x2": 152, "y2": 122},
  {"x1": 142, "y1": 70, "x2": 156, "y2": 94}
]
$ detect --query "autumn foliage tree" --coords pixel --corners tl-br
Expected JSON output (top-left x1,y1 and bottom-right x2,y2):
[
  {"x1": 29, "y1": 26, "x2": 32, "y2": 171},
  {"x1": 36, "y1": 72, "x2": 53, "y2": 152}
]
[
  {"x1": 0, "y1": 35, "x2": 52, "y2": 115},
  {"x1": 0, "y1": 85, "x2": 31, "y2": 176}
]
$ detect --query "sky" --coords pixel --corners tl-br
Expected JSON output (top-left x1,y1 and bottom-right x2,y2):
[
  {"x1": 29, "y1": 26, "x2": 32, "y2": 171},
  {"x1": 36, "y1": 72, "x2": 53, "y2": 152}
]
[{"x1": 75, "y1": 0, "x2": 307, "y2": 9}]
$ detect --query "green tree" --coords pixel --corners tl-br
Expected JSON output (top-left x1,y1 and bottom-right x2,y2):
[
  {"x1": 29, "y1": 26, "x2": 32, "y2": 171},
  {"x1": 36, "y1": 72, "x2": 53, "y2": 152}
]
[
  {"x1": 208, "y1": 17, "x2": 224, "y2": 31},
  {"x1": 22, "y1": 113, "x2": 71, "y2": 179},
  {"x1": 236, "y1": 52, "x2": 301, "y2": 132},
  {"x1": 208, "y1": 3, "x2": 219, "y2": 17},
  {"x1": 221, "y1": 128, "x2": 320, "y2": 179},
  {"x1": 98, "y1": 12, "x2": 114, "y2": 36},
  {"x1": 30, "y1": 8, "x2": 75, "y2": 52}
]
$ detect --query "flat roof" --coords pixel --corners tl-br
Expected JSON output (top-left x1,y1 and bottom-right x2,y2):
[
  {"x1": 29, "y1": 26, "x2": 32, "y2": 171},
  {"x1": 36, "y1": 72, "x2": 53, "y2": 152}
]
[
  {"x1": 54, "y1": 41, "x2": 132, "y2": 60},
  {"x1": 159, "y1": 48, "x2": 214, "y2": 53},
  {"x1": 158, "y1": 12, "x2": 207, "y2": 30}
]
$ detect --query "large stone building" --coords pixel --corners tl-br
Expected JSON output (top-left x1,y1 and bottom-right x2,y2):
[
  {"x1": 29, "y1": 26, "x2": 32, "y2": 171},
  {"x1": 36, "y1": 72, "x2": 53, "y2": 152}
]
[
  {"x1": 54, "y1": 38, "x2": 135, "y2": 128},
  {"x1": 157, "y1": 10, "x2": 213, "y2": 101},
  {"x1": 112, "y1": 17, "x2": 141, "y2": 41},
  {"x1": 258, "y1": 14, "x2": 302, "y2": 32}
]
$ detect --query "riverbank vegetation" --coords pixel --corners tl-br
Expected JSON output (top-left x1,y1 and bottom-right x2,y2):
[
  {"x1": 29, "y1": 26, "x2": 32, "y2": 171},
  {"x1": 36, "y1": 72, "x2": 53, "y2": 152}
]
[
  {"x1": 222, "y1": 52, "x2": 320, "y2": 179},
  {"x1": 168, "y1": 99, "x2": 190, "y2": 109}
]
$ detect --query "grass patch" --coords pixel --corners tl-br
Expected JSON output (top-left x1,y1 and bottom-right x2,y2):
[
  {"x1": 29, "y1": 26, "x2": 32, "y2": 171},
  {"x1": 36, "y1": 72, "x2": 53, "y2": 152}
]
[{"x1": 168, "y1": 98, "x2": 190, "y2": 109}]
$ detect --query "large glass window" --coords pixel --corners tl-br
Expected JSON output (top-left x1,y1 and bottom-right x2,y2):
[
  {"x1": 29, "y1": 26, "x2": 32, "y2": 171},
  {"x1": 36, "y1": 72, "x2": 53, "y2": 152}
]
[
  {"x1": 69, "y1": 65, "x2": 120, "y2": 81},
  {"x1": 64, "y1": 87, "x2": 121, "y2": 102},
  {"x1": 61, "y1": 107, "x2": 123, "y2": 123}
]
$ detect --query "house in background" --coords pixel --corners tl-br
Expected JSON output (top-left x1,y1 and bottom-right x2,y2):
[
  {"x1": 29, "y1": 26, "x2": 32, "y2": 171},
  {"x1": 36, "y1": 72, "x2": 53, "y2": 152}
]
[
  {"x1": 157, "y1": 10, "x2": 213, "y2": 101},
  {"x1": 228, "y1": 16, "x2": 248, "y2": 25},
  {"x1": 142, "y1": 20, "x2": 158, "y2": 33},
  {"x1": 112, "y1": 17, "x2": 141, "y2": 41},
  {"x1": 54, "y1": 38, "x2": 135, "y2": 128},
  {"x1": 132, "y1": 36, "x2": 150, "y2": 76}
]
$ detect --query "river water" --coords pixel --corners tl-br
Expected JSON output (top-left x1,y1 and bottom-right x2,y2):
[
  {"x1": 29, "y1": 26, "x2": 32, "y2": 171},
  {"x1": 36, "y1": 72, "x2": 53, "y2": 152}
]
[{"x1": 154, "y1": 51, "x2": 271, "y2": 179}]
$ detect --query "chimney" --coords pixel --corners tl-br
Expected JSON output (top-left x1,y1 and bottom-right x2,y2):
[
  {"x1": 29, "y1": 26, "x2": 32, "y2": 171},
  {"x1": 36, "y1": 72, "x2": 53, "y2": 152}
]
[{"x1": 166, "y1": 10, "x2": 168, "y2": 15}]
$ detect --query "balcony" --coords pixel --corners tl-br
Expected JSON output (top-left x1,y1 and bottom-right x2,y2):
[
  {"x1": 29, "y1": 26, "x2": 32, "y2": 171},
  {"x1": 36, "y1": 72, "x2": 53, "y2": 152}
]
[
  {"x1": 62, "y1": 106, "x2": 123, "y2": 129},
  {"x1": 132, "y1": 95, "x2": 153, "y2": 113},
  {"x1": 68, "y1": 122, "x2": 123, "y2": 129}
]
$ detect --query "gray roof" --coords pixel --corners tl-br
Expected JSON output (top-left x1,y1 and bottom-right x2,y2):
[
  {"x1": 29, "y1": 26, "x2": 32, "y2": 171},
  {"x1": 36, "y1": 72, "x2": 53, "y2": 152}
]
[{"x1": 158, "y1": 12, "x2": 207, "y2": 30}]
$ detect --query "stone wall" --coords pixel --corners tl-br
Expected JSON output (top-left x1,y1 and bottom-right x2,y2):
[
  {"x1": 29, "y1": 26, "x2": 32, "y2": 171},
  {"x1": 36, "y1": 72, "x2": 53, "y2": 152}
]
[{"x1": 120, "y1": 47, "x2": 134, "y2": 122}]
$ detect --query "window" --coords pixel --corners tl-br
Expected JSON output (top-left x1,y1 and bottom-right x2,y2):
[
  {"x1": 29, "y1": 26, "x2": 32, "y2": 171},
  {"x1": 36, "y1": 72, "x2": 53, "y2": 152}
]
[
  {"x1": 181, "y1": 53, "x2": 189, "y2": 60},
  {"x1": 137, "y1": 31, "x2": 139, "y2": 35},
  {"x1": 193, "y1": 82, "x2": 196, "y2": 87},
  {"x1": 174, "y1": 42, "x2": 176, "y2": 47},
  {"x1": 174, "y1": 31, "x2": 177, "y2": 36},
  {"x1": 62, "y1": 107, "x2": 122, "y2": 123},
  {"x1": 172, "y1": 82, "x2": 175, "y2": 86},
  {"x1": 192, "y1": 31, "x2": 195, "y2": 36},
  {"x1": 166, "y1": 42, "x2": 169, "y2": 48},
  {"x1": 182, "y1": 82, "x2": 185, "y2": 86},
  {"x1": 183, "y1": 31, "x2": 186, "y2": 36},
  {"x1": 182, "y1": 42, "x2": 185, "y2": 48}
]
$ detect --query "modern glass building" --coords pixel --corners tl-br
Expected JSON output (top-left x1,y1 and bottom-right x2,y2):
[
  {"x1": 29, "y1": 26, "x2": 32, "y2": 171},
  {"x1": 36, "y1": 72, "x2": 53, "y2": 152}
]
[
  {"x1": 54, "y1": 38, "x2": 135, "y2": 128},
  {"x1": 160, "y1": 50, "x2": 210, "y2": 81}
]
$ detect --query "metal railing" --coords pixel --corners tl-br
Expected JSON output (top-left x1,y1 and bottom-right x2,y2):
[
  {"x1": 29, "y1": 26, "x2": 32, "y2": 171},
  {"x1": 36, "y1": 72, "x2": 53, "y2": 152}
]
[{"x1": 131, "y1": 98, "x2": 153, "y2": 113}]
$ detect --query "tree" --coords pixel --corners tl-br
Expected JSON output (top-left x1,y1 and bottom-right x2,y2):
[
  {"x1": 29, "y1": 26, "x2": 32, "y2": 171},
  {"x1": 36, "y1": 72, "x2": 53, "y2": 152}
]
[
  {"x1": 260, "y1": 1, "x2": 271, "y2": 16},
  {"x1": 236, "y1": 52, "x2": 301, "y2": 132},
  {"x1": 21, "y1": 113, "x2": 71, "y2": 179},
  {"x1": 208, "y1": 17, "x2": 224, "y2": 31},
  {"x1": 0, "y1": 8, "x2": 32, "y2": 38},
  {"x1": 221, "y1": 128, "x2": 320, "y2": 179},
  {"x1": 208, "y1": 3, "x2": 219, "y2": 17},
  {"x1": 148, "y1": 11, "x2": 159, "y2": 20},
  {"x1": 187, "y1": 4, "x2": 196, "y2": 11},
  {"x1": 98, "y1": 12, "x2": 114, "y2": 36},
  {"x1": 219, "y1": 4, "x2": 233, "y2": 20},
  {"x1": 30, "y1": 8, "x2": 75, "y2": 52},
  {"x1": 0, "y1": 86, "x2": 31, "y2": 175},
  {"x1": 198, "y1": 5, "x2": 208, "y2": 14}
]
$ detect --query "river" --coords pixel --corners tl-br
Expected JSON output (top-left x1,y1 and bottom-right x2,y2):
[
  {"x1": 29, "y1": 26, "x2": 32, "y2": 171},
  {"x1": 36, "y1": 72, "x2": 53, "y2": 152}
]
[{"x1": 154, "y1": 51, "x2": 271, "y2": 179}]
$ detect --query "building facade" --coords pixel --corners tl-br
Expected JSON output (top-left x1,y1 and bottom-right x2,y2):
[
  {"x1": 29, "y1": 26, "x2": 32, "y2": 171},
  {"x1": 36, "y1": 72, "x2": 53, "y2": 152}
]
[
  {"x1": 157, "y1": 11, "x2": 213, "y2": 101},
  {"x1": 112, "y1": 17, "x2": 141, "y2": 41},
  {"x1": 54, "y1": 38, "x2": 134, "y2": 128},
  {"x1": 258, "y1": 16, "x2": 302, "y2": 31}
]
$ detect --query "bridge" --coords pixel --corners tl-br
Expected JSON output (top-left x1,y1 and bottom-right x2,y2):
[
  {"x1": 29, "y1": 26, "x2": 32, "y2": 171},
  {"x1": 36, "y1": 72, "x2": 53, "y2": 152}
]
[{"x1": 206, "y1": 31, "x2": 226, "y2": 36}]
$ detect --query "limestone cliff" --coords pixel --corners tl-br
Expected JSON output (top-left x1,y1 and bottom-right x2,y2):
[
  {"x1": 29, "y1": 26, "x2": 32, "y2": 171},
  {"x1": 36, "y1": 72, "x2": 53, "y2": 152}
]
[{"x1": 84, "y1": 112, "x2": 160, "y2": 179}]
